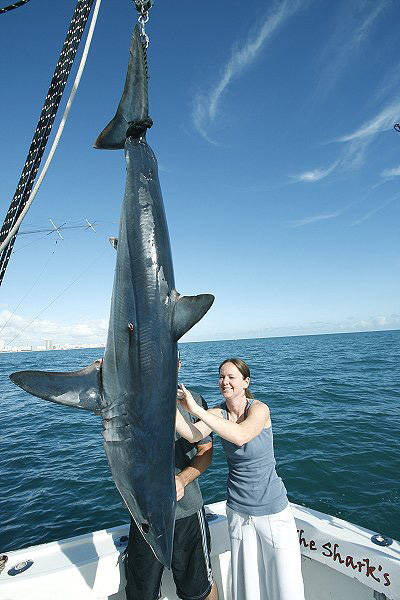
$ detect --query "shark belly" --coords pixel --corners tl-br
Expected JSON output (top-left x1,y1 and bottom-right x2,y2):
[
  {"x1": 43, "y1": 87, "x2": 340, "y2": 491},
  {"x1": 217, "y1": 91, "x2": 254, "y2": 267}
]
[{"x1": 101, "y1": 137, "x2": 177, "y2": 565}]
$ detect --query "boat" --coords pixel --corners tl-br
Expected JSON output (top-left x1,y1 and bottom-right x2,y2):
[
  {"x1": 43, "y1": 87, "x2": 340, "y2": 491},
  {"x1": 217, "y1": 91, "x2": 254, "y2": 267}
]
[
  {"x1": 1, "y1": 4, "x2": 398, "y2": 599},
  {"x1": 1, "y1": 500, "x2": 398, "y2": 599}
]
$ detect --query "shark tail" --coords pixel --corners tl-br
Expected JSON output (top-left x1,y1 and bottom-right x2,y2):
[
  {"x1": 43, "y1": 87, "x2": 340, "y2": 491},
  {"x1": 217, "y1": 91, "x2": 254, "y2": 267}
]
[
  {"x1": 10, "y1": 359, "x2": 103, "y2": 413},
  {"x1": 94, "y1": 25, "x2": 150, "y2": 150}
]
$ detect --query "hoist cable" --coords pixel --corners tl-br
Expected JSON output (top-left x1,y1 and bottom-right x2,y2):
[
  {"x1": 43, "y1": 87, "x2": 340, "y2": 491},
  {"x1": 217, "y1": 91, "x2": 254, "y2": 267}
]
[
  {"x1": 0, "y1": 0, "x2": 95, "y2": 287},
  {"x1": 0, "y1": 0, "x2": 102, "y2": 257}
]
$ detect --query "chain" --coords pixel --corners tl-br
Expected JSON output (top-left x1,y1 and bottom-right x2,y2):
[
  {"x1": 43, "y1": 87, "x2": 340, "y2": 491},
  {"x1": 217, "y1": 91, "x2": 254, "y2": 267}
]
[
  {"x1": 134, "y1": 0, "x2": 153, "y2": 48},
  {"x1": 138, "y1": 10, "x2": 149, "y2": 47}
]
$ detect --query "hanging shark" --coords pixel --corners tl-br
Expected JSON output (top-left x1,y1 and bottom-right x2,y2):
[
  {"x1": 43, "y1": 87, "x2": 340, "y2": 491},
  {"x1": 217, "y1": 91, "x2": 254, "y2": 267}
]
[{"x1": 10, "y1": 25, "x2": 214, "y2": 568}]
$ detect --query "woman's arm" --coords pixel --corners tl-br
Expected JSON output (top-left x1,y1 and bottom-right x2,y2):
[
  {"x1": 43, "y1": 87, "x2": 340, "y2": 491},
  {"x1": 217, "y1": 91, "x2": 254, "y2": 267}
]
[
  {"x1": 175, "y1": 406, "x2": 212, "y2": 443},
  {"x1": 179, "y1": 384, "x2": 270, "y2": 447}
]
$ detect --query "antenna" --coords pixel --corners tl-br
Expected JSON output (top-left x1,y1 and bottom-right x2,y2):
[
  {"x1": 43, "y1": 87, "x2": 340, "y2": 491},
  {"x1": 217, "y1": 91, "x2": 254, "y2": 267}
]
[
  {"x1": 49, "y1": 219, "x2": 65, "y2": 240},
  {"x1": 85, "y1": 219, "x2": 97, "y2": 232}
]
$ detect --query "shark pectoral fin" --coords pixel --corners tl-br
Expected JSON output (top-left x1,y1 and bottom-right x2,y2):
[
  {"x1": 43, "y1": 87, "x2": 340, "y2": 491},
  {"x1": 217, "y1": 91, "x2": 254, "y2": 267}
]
[
  {"x1": 172, "y1": 294, "x2": 215, "y2": 340},
  {"x1": 10, "y1": 359, "x2": 103, "y2": 414}
]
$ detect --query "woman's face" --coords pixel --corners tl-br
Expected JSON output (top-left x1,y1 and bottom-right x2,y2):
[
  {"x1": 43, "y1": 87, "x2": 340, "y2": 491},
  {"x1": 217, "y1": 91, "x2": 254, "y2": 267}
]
[{"x1": 219, "y1": 362, "x2": 250, "y2": 402}]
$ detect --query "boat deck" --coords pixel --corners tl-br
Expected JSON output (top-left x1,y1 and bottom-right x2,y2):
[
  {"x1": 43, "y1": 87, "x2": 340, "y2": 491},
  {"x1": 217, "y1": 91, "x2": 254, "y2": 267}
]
[{"x1": 1, "y1": 501, "x2": 398, "y2": 600}]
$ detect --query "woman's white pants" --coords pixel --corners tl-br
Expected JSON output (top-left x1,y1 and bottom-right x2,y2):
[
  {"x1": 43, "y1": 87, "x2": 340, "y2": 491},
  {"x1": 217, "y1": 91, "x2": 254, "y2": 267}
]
[{"x1": 226, "y1": 503, "x2": 305, "y2": 600}]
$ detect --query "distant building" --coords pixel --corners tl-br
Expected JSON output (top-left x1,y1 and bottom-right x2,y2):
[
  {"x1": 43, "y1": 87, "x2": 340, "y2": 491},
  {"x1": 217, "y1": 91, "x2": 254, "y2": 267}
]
[
  {"x1": 0, "y1": 339, "x2": 5, "y2": 351},
  {"x1": 45, "y1": 339, "x2": 53, "y2": 351}
]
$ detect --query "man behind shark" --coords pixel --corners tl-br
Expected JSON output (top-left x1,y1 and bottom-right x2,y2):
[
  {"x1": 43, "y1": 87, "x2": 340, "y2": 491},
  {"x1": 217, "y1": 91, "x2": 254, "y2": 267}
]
[{"x1": 125, "y1": 353, "x2": 218, "y2": 600}]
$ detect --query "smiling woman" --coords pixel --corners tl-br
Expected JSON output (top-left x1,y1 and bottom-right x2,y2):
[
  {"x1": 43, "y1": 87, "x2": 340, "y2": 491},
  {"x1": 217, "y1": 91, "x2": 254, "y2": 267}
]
[{"x1": 176, "y1": 358, "x2": 305, "y2": 600}]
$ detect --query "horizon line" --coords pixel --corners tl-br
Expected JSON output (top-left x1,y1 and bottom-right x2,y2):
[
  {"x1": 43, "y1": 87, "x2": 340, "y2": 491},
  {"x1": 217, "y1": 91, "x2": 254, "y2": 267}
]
[{"x1": 2, "y1": 327, "x2": 398, "y2": 353}]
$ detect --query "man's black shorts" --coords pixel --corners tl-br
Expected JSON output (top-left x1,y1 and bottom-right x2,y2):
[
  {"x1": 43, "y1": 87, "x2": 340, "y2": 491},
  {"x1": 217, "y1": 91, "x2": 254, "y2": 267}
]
[{"x1": 125, "y1": 507, "x2": 213, "y2": 600}]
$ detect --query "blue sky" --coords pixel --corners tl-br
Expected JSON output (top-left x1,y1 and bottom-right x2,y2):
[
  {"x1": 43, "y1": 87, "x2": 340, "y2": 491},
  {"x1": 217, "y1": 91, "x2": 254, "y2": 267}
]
[{"x1": 0, "y1": 0, "x2": 399, "y2": 346}]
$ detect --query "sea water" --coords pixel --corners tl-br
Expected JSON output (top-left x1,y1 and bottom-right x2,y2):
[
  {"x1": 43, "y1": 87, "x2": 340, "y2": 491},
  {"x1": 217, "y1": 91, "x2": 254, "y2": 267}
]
[{"x1": 0, "y1": 330, "x2": 398, "y2": 552}]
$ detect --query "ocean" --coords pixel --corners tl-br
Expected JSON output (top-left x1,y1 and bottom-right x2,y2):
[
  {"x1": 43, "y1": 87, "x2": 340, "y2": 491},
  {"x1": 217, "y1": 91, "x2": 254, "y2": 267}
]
[{"x1": 0, "y1": 330, "x2": 399, "y2": 552}]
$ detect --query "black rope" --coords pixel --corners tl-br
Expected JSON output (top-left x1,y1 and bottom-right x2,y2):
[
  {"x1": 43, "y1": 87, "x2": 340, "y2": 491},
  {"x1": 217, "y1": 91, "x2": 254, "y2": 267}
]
[
  {"x1": 134, "y1": 1, "x2": 153, "y2": 13},
  {"x1": 127, "y1": 117, "x2": 153, "y2": 139},
  {"x1": 0, "y1": 0, "x2": 30, "y2": 14},
  {"x1": 0, "y1": 0, "x2": 95, "y2": 287}
]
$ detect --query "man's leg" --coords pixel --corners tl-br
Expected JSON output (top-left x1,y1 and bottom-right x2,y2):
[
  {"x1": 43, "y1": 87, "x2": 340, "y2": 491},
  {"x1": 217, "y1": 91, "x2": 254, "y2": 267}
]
[
  {"x1": 125, "y1": 517, "x2": 164, "y2": 600},
  {"x1": 171, "y1": 508, "x2": 218, "y2": 600}
]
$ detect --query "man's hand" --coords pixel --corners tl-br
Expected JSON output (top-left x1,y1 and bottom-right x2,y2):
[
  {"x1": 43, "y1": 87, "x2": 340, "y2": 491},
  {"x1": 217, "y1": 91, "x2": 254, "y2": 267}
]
[{"x1": 175, "y1": 474, "x2": 185, "y2": 501}]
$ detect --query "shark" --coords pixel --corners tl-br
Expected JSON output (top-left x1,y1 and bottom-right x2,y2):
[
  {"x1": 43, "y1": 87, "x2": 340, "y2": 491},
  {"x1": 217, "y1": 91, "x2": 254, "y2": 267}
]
[{"x1": 10, "y1": 25, "x2": 214, "y2": 568}]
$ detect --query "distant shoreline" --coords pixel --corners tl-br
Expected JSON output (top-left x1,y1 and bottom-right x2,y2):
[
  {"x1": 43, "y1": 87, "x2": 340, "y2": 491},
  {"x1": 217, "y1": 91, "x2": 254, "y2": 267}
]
[
  {"x1": 2, "y1": 328, "x2": 398, "y2": 354},
  {"x1": 0, "y1": 344, "x2": 105, "y2": 355},
  {"x1": 181, "y1": 328, "x2": 400, "y2": 345}
]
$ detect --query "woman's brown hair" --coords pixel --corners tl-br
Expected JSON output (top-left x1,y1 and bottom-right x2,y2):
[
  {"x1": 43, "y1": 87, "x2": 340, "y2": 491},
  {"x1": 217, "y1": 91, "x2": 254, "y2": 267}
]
[{"x1": 219, "y1": 358, "x2": 254, "y2": 399}]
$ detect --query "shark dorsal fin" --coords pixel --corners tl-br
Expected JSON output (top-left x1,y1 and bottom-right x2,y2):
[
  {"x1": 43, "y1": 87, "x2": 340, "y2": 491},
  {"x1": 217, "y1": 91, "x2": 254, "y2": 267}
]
[
  {"x1": 172, "y1": 294, "x2": 214, "y2": 341},
  {"x1": 10, "y1": 359, "x2": 103, "y2": 414}
]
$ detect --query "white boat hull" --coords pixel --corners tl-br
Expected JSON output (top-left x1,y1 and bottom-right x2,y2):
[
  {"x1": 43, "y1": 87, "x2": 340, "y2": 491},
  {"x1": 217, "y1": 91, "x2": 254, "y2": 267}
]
[{"x1": 1, "y1": 501, "x2": 398, "y2": 600}]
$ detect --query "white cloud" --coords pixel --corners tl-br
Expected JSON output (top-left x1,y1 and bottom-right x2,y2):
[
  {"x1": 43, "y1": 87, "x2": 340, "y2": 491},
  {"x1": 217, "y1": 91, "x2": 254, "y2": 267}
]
[
  {"x1": 381, "y1": 165, "x2": 400, "y2": 178},
  {"x1": 337, "y1": 99, "x2": 400, "y2": 143},
  {"x1": 339, "y1": 314, "x2": 400, "y2": 332},
  {"x1": 316, "y1": 2, "x2": 388, "y2": 97},
  {"x1": 289, "y1": 206, "x2": 349, "y2": 228},
  {"x1": 354, "y1": 3, "x2": 387, "y2": 45},
  {"x1": 292, "y1": 161, "x2": 339, "y2": 182},
  {"x1": 0, "y1": 309, "x2": 108, "y2": 347},
  {"x1": 353, "y1": 193, "x2": 399, "y2": 225},
  {"x1": 294, "y1": 98, "x2": 400, "y2": 184},
  {"x1": 183, "y1": 313, "x2": 400, "y2": 342},
  {"x1": 193, "y1": 0, "x2": 302, "y2": 143}
]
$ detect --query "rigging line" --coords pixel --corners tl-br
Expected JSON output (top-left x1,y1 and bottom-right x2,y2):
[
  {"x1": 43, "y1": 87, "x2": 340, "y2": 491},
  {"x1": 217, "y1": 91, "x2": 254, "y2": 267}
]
[
  {"x1": 18, "y1": 223, "x2": 98, "y2": 236},
  {"x1": 0, "y1": 0, "x2": 102, "y2": 256},
  {"x1": 0, "y1": 1, "x2": 91, "y2": 246},
  {"x1": 0, "y1": 0, "x2": 96, "y2": 286},
  {"x1": 14, "y1": 224, "x2": 98, "y2": 252},
  {"x1": 0, "y1": 238, "x2": 59, "y2": 336},
  {"x1": 11, "y1": 235, "x2": 58, "y2": 253},
  {"x1": 22, "y1": 218, "x2": 115, "y2": 228},
  {"x1": 0, "y1": 0, "x2": 30, "y2": 14},
  {"x1": 21, "y1": 218, "x2": 114, "y2": 231},
  {"x1": 19, "y1": 220, "x2": 101, "y2": 235},
  {"x1": 6, "y1": 246, "x2": 108, "y2": 347}
]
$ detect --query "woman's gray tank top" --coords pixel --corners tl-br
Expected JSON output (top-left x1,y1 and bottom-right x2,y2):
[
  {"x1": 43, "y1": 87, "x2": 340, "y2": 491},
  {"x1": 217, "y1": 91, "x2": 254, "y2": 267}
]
[{"x1": 220, "y1": 399, "x2": 288, "y2": 516}]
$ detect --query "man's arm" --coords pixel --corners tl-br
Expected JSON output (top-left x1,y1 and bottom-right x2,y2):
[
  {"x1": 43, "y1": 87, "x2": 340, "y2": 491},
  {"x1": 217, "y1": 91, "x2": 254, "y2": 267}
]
[{"x1": 175, "y1": 441, "x2": 212, "y2": 501}]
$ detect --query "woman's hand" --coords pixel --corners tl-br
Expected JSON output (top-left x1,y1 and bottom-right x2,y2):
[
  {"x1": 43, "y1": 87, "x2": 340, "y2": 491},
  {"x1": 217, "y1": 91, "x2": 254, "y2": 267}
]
[
  {"x1": 177, "y1": 383, "x2": 201, "y2": 417},
  {"x1": 175, "y1": 401, "x2": 211, "y2": 443}
]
